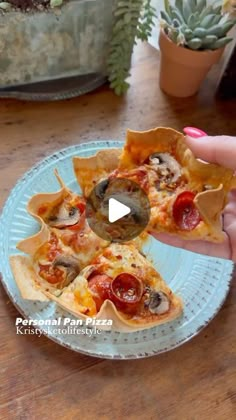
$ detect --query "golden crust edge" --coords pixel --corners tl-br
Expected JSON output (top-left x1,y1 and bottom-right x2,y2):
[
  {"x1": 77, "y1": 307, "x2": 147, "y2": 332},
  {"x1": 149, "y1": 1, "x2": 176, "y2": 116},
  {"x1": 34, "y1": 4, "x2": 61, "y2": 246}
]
[
  {"x1": 27, "y1": 169, "x2": 70, "y2": 220},
  {"x1": 9, "y1": 255, "x2": 49, "y2": 302},
  {"x1": 73, "y1": 148, "x2": 121, "y2": 196},
  {"x1": 17, "y1": 220, "x2": 51, "y2": 256},
  {"x1": 45, "y1": 285, "x2": 183, "y2": 333},
  {"x1": 18, "y1": 171, "x2": 71, "y2": 256}
]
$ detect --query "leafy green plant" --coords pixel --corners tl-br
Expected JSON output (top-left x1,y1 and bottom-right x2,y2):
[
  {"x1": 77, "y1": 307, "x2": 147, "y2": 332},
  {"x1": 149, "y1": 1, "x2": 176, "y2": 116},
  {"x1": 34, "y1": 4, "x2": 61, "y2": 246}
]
[
  {"x1": 160, "y1": 0, "x2": 235, "y2": 50},
  {"x1": 107, "y1": 0, "x2": 156, "y2": 95}
]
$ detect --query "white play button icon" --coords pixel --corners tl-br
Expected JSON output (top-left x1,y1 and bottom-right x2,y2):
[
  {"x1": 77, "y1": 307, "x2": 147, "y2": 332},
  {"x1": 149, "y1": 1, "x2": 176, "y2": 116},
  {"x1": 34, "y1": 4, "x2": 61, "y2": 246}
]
[
  {"x1": 108, "y1": 198, "x2": 131, "y2": 223},
  {"x1": 86, "y1": 177, "x2": 150, "y2": 242}
]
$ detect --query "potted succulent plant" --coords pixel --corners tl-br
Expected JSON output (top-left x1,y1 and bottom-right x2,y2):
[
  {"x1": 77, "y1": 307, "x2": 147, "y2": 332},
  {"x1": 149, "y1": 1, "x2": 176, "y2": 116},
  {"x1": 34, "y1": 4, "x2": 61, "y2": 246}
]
[
  {"x1": 0, "y1": 0, "x2": 155, "y2": 99},
  {"x1": 158, "y1": 0, "x2": 236, "y2": 98}
]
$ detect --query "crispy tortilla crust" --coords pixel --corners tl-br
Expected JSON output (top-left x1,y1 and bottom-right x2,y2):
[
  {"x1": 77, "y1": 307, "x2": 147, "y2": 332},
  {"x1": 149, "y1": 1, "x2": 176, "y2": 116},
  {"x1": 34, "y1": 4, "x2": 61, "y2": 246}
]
[
  {"x1": 45, "y1": 292, "x2": 182, "y2": 332},
  {"x1": 45, "y1": 244, "x2": 183, "y2": 332},
  {"x1": 27, "y1": 169, "x2": 71, "y2": 221},
  {"x1": 73, "y1": 149, "x2": 121, "y2": 197},
  {"x1": 17, "y1": 220, "x2": 50, "y2": 256},
  {"x1": 16, "y1": 172, "x2": 68, "y2": 256},
  {"x1": 119, "y1": 127, "x2": 235, "y2": 242},
  {"x1": 17, "y1": 170, "x2": 70, "y2": 255},
  {"x1": 10, "y1": 255, "x2": 49, "y2": 302}
]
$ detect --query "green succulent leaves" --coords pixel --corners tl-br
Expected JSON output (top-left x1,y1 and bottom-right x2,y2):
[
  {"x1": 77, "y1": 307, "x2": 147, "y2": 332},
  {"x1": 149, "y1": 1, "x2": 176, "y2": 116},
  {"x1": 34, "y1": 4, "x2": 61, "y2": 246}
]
[
  {"x1": 50, "y1": 0, "x2": 63, "y2": 7},
  {"x1": 161, "y1": 0, "x2": 235, "y2": 51},
  {"x1": 107, "y1": 0, "x2": 235, "y2": 95},
  {"x1": 107, "y1": 0, "x2": 156, "y2": 95}
]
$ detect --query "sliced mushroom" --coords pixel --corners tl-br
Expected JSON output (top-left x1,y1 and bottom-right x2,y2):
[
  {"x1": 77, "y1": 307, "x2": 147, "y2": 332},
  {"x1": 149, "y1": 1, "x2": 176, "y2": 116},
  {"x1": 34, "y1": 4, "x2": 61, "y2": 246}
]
[
  {"x1": 47, "y1": 203, "x2": 80, "y2": 228},
  {"x1": 87, "y1": 179, "x2": 110, "y2": 214},
  {"x1": 95, "y1": 179, "x2": 110, "y2": 199},
  {"x1": 147, "y1": 291, "x2": 170, "y2": 315},
  {"x1": 146, "y1": 152, "x2": 181, "y2": 184},
  {"x1": 53, "y1": 255, "x2": 80, "y2": 287}
]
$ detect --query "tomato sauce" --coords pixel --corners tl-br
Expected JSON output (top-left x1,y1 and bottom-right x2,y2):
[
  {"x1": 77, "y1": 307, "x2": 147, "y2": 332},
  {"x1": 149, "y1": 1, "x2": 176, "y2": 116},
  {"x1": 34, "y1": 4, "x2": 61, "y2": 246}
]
[
  {"x1": 39, "y1": 264, "x2": 64, "y2": 284},
  {"x1": 47, "y1": 233, "x2": 62, "y2": 262},
  {"x1": 38, "y1": 205, "x2": 48, "y2": 216}
]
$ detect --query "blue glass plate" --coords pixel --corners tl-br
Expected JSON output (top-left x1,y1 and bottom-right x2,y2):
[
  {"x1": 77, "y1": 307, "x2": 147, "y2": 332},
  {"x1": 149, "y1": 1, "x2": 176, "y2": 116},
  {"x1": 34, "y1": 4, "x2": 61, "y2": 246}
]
[{"x1": 0, "y1": 141, "x2": 234, "y2": 359}]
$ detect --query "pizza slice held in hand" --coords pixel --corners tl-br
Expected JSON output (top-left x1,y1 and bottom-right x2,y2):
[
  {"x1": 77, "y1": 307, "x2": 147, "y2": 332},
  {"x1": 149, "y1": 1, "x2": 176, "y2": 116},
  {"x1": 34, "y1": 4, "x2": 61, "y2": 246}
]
[
  {"x1": 73, "y1": 127, "x2": 236, "y2": 242},
  {"x1": 119, "y1": 127, "x2": 236, "y2": 242}
]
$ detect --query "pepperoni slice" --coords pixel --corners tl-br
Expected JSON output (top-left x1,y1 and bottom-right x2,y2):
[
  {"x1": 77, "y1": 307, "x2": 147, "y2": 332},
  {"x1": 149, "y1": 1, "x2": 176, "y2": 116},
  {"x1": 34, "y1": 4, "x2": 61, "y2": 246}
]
[
  {"x1": 76, "y1": 202, "x2": 86, "y2": 214},
  {"x1": 173, "y1": 191, "x2": 201, "y2": 231},
  {"x1": 88, "y1": 274, "x2": 113, "y2": 311},
  {"x1": 110, "y1": 273, "x2": 143, "y2": 312}
]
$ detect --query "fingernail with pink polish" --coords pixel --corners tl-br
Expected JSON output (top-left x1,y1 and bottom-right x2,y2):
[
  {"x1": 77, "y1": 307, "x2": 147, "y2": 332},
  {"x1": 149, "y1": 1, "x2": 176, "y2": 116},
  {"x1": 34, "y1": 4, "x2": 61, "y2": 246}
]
[{"x1": 183, "y1": 127, "x2": 207, "y2": 138}]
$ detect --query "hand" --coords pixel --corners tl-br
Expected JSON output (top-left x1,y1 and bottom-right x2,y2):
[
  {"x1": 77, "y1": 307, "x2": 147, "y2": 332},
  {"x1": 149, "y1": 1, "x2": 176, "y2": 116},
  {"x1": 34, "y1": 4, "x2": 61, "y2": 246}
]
[{"x1": 150, "y1": 135, "x2": 236, "y2": 262}]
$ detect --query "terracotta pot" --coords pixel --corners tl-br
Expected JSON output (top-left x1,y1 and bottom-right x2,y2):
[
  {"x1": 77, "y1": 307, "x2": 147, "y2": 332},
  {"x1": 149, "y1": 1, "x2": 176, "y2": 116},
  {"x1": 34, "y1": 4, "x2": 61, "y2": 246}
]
[{"x1": 158, "y1": 31, "x2": 224, "y2": 98}]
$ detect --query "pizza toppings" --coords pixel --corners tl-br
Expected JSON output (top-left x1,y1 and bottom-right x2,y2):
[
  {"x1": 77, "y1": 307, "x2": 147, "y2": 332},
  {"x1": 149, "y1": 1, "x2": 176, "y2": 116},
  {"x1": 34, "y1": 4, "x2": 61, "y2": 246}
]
[
  {"x1": 88, "y1": 273, "x2": 113, "y2": 311},
  {"x1": 47, "y1": 202, "x2": 82, "y2": 228},
  {"x1": 95, "y1": 179, "x2": 109, "y2": 199},
  {"x1": 47, "y1": 232, "x2": 62, "y2": 261},
  {"x1": 128, "y1": 168, "x2": 149, "y2": 191},
  {"x1": 88, "y1": 271, "x2": 145, "y2": 314},
  {"x1": 52, "y1": 255, "x2": 81, "y2": 286},
  {"x1": 74, "y1": 278, "x2": 97, "y2": 316},
  {"x1": 38, "y1": 254, "x2": 80, "y2": 287},
  {"x1": 173, "y1": 191, "x2": 201, "y2": 231},
  {"x1": 39, "y1": 264, "x2": 64, "y2": 285},
  {"x1": 110, "y1": 273, "x2": 143, "y2": 312},
  {"x1": 146, "y1": 290, "x2": 170, "y2": 315},
  {"x1": 86, "y1": 269, "x2": 173, "y2": 318},
  {"x1": 145, "y1": 152, "x2": 181, "y2": 185}
]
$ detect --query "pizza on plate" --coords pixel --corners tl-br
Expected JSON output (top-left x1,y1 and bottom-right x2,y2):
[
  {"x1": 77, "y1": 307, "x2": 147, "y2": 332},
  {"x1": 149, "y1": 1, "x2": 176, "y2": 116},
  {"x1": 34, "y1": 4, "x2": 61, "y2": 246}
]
[{"x1": 9, "y1": 133, "x2": 193, "y2": 332}]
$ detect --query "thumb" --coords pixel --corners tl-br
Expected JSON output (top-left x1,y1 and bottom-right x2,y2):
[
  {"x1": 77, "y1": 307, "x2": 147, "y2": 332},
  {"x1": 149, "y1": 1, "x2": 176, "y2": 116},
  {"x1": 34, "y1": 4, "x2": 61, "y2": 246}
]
[{"x1": 185, "y1": 135, "x2": 236, "y2": 171}]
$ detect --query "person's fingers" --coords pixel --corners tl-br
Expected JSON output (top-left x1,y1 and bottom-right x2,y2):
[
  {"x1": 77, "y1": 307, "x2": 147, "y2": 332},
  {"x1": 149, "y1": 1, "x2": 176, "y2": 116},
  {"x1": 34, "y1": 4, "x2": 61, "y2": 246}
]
[
  {"x1": 185, "y1": 135, "x2": 236, "y2": 171},
  {"x1": 150, "y1": 232, "x2": 232, "y2": 260},
  {"x1": 223, "y1": 190, "x2": 236, "y2": 262}
]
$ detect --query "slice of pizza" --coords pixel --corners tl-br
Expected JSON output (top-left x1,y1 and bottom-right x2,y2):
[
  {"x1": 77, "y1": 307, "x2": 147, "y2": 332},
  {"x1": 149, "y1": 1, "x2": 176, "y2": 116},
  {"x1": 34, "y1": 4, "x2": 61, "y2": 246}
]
[
  {"x1": 25, "y1": 170, "x2": 109, "y2": 263},
  {"x1": 10, "y1": 224, "x2": 81, "y2": 299},
  {"x1": 73, "y1": 127, "x2": 236, "y2": 242},
  {"x1": 10, "y1": 172, "x2": 109, "y2": 299},
  {"x1": 45, "y1": 243, "x2": 183, "y2": 332},
  {"x1": 119, "y1": 127, "x2": 236, "y2": 241}
]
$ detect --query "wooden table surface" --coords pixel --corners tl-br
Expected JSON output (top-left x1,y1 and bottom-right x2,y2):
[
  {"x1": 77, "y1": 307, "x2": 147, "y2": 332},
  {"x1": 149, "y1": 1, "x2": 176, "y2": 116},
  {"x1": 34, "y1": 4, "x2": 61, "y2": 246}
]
[{"x1": 0, "y1": 43, "x2": 236, "y2": 420}]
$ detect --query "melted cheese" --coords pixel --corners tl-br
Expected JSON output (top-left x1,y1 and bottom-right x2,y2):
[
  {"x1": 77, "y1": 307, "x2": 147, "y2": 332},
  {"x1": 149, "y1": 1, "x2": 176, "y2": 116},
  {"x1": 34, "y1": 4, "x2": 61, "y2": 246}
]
[{"x1": 73, "y1": 277, "x2": 97, "y2": 316}]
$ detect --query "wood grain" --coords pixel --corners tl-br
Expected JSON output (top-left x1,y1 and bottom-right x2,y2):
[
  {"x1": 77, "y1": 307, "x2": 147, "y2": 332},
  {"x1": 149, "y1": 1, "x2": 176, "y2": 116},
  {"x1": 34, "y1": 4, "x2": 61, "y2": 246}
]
[{"x1": 0, "y1": 42, "x2": 236, "y2": 420}]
